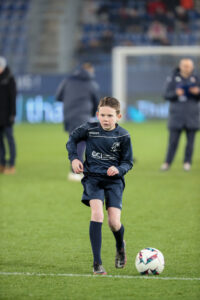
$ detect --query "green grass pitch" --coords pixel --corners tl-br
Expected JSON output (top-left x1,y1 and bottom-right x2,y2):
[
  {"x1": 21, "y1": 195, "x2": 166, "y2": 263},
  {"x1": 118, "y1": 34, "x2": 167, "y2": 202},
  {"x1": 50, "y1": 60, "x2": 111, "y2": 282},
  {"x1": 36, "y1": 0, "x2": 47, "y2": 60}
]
[{"x1": 0, "y1": 122, "x2": 200, "y2": 300}]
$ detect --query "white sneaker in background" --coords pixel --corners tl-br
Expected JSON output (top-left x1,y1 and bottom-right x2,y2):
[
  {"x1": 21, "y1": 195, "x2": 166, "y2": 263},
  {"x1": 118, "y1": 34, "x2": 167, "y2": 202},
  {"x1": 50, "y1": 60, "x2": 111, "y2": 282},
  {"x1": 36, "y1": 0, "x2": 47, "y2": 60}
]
[
  {"x1": 68, "y1": 172, "x2": 83, "y2": 182},
  {"x1": 183, "y1": 163, "x2": 191, "y2": 171},
  {"x1": 160, "y1": 163, "x2": 169, "y2": 171}
]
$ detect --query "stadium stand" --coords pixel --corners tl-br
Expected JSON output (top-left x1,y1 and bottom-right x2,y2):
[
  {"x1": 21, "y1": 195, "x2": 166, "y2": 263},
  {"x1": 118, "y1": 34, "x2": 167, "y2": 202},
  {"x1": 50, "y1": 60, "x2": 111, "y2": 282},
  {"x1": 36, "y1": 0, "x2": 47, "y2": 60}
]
[
  {"x1": 0, "y1": 0, "x2": 79, "y2": 74},
  {"x1": 76, "y1": 0, "x2": 200, "y2": 64},
  {"x1": 0, "y1": 0, "x2": 30, "y2": 73},
  {"x1": 0, "y1": 0, "x2": 199, "y2": 73},
  {"x1": 28, "y1": 0, "x2": 79, "y2": 74}
]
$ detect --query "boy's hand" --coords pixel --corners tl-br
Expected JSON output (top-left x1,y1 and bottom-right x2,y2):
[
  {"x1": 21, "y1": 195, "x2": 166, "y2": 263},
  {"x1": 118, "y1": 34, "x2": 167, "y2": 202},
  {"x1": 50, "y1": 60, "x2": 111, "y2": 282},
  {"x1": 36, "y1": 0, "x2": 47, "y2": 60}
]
[
  {"x1": 72, "y1": 159, "x2": 84, "y2": 174},
  {"x1": 107, "y1": 166, "x2": 119, "y2": 176}
]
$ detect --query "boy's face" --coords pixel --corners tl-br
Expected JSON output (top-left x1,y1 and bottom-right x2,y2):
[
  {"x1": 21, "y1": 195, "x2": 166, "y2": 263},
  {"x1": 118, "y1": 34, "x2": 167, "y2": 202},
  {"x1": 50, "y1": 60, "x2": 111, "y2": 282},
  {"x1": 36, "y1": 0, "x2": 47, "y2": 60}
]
[{"x1": 96, "y1": 106, "x2": 121, "y2": 131}]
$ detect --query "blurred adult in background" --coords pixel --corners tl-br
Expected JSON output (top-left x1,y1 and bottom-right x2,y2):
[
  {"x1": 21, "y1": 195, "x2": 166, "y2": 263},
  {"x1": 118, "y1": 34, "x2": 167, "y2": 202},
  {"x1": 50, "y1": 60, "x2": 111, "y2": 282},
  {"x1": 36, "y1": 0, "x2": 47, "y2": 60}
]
[
  {"x1": 147, "y1": 20, "x2": 170, "y2": 45},
  {"x1": 56, "y1": 62, "x2": 99, "y2": 181},
  {"x1": 161, "y1": 58, "x2": 200, "y2": 171},
  {"x1": 162, "y1": 0, "x2": 179, "y2": 12},
  {"x1": 0, "y1": 57, "x2": 17, "y2": 174},
  {"x1": 175, "y1": 5, "x2": 189, "y2": 32},
  {"x1": 147, "y1": 0, "x2": 166, "y2": 16},
  {"x1": 180, "y1": 0, "x2": 194, "y2": 10}
]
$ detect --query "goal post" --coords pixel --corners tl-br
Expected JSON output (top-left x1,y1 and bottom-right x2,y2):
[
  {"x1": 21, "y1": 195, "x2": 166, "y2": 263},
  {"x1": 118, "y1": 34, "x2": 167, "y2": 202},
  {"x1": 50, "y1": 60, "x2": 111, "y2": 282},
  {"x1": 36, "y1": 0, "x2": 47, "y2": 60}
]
[{"x1": 112, "y1": 46, "x2": 200, "y2": 120}]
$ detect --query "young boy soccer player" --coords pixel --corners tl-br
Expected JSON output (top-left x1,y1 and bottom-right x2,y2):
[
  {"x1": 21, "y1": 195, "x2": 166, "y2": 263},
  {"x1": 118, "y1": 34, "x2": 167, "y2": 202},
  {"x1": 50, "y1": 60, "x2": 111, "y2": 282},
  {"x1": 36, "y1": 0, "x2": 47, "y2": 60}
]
[{"x1": 66, "y1": 97, "x2": 133, "y2": 275}]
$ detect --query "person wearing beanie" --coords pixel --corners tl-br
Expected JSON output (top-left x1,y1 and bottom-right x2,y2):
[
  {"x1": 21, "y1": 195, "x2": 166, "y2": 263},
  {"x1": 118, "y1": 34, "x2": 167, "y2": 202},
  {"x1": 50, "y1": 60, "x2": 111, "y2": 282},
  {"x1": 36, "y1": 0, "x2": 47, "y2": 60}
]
[{"x1": 0, "y1": 57, "x2": 17, "y2": 174}]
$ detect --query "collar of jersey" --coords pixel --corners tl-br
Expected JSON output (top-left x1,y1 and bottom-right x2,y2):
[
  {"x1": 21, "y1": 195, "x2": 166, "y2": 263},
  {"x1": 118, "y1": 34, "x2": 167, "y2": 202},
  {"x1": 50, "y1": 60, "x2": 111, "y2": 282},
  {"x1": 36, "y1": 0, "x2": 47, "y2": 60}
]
[{"x1": 99, "y1": 123, "x2": 119, "y2": 133}]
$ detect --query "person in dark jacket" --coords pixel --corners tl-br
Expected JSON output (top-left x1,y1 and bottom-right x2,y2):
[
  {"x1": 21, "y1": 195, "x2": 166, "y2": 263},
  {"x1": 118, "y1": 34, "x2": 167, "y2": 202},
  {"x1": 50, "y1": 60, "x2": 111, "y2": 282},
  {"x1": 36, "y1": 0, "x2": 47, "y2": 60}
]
[
  {"x1": 160, "y1": 58, "x2": 200, "y2": 171},
  {"x1": 0, "y1": 57, "x2": 17, "y2": 174},
  {"x1": 56, "y1": 62, "x2": 99, "y2": 181}
]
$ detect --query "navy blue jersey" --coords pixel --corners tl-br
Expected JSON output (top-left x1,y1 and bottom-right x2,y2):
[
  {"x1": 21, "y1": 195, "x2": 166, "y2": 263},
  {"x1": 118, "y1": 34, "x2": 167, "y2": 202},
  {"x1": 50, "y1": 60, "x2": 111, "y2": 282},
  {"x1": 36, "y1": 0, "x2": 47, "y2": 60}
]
[{"x1": 66, "y1": 122, "x2": 133, "y2": 178}]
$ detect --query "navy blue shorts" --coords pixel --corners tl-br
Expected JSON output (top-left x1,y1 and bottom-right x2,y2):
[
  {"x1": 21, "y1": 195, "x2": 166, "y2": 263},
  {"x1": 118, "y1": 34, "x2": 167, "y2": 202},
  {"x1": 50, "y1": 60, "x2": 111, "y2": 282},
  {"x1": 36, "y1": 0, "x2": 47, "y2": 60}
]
[{"x1": 81, "y1": 175, "x2": 125, "y2": 210}]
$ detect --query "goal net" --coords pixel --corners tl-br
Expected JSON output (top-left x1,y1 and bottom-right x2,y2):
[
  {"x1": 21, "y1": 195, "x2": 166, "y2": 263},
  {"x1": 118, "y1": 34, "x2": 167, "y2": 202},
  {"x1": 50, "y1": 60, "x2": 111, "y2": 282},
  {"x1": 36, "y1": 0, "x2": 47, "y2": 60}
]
[{"x1": 112, "y1": 46, "x2": 200, "y2": 121}]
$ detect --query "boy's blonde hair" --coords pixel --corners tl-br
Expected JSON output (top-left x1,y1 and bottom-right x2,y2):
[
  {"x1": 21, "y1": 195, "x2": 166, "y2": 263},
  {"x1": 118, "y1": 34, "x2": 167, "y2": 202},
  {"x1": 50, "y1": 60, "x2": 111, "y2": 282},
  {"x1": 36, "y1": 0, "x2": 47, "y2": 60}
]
[{"x1": 98, "y1": 97, "x2": 121, "y2": 115}]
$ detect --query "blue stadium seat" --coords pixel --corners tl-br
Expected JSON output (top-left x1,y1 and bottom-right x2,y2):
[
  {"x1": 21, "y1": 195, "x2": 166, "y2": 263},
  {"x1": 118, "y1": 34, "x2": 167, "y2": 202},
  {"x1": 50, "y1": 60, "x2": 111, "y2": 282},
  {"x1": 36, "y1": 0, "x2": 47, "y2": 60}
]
[{"x1": 0, "y1": 0, "x2": 30, "y2": 73}]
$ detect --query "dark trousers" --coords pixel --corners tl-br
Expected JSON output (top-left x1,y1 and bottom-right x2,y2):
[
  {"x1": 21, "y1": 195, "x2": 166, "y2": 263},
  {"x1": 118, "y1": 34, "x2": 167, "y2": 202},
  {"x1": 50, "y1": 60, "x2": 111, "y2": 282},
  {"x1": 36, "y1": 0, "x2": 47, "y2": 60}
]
[
  {"x1": 165, "y1": 128, "x2": 196, "y2": 164},
  {"x1": 0, "y1": 126, "x2": 16, "y2": 166}
]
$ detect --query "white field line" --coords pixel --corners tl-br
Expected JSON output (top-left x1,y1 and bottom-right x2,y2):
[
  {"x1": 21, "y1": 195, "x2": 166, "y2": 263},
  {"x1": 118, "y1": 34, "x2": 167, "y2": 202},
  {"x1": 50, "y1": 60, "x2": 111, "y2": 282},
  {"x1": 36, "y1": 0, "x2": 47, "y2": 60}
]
[{"x1": 0, "y1": 272, "x2": 200, "y2": 281}]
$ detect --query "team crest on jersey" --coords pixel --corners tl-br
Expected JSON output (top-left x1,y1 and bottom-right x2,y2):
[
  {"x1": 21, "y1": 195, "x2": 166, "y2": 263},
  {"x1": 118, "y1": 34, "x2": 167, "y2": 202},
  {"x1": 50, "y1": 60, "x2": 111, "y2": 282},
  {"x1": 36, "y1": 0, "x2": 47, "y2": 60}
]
[{"x1": 111, "y1": 142, "x2": 121, "y2": 152}]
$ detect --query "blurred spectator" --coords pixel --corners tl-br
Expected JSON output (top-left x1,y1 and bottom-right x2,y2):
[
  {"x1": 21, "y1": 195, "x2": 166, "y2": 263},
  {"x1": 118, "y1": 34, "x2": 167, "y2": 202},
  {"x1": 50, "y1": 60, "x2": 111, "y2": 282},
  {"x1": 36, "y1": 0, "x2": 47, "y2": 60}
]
[
  {"x1": 175, "y1": 5, "x2": 189, "y2": 32},
  {"x1": 110, "y1": 7, "x2": 142, "y2": 33},
  {"x1": 126, "y1": 8, "x2": 143, "y2": 33},
  {"x1": 160, "y1": 58, "x2": 200, "y2": 171},
  {"x1": 0, "y1": 57, "x2": 17, "y2": 175},
  {"x1": 96, "y1": 2, "x2": 110, "y2": 19},
  {"x1": 153, "y1": 6, "x2": 168, "y2": 23},
  {"x1": 147, "y1": 0, "x2": 166, "y2": 16},
  {"x1": 55, "y1": 63, "x2": 99, "y2": 181},
  {"x1": 77, "y1": 37, "x2": 99, "y2": 56},
  {"x1": 100, "y1": 30, "x2": 114, "y2": 52},
  {"x1": 118, "y1": 7, "x2": 131, "y2": 32},
  {"x1": 77, "y1": 0, "x2": 200, "y2": 63},
  {"x1": 165, "y1": 11, "x2": 176, "y2": 32},
  {"x1": 163, "y1": 0, "x2": 180, "y2": 12},
  {"x1": 153, "y1": 6, "x2": 175, "y2": 29},
  {"x1": 147, "y1": 21, "x2": 170, "y2": 45},
  {"x1": 180, "y1": 0, "x2": 194, "y2": 10}
]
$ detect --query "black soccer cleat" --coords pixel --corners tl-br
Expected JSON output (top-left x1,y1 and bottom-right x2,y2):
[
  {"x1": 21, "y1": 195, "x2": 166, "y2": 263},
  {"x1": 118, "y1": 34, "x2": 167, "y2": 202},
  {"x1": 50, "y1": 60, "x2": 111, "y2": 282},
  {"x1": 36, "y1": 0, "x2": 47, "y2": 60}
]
[
  {"x1": 115, "y1": 240, "x2": 127, "y2": 268},
  {"x1": 93, "y1": 263, "x2": 107, "y2": 275}
]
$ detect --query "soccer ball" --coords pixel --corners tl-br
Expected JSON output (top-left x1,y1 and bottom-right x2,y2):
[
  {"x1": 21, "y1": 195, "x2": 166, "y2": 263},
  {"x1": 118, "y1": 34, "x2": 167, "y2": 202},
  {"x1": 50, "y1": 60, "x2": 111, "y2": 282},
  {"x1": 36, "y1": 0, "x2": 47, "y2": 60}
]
[{"x1": 135, "y1": 247, "x2": 165, "y2": 275}]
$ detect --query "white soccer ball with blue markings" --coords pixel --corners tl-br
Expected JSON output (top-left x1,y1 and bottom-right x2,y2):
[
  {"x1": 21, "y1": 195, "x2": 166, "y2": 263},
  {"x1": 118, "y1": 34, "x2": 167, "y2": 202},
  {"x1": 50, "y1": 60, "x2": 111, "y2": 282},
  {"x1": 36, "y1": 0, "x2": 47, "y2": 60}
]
[{"x1": 135, "y1": 247, "x2": 165, "y2": 275}]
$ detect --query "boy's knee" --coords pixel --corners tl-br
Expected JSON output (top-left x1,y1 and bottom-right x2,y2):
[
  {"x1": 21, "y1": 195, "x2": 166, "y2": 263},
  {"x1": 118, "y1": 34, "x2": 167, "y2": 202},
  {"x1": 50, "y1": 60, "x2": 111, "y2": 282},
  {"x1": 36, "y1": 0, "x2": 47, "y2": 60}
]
[
  {"x1": 91, "y1": 211, "x2": 104, "y2": 223},
  {"x1": 90, "y1": 199, "x2": 104, "y2": 222},
  {"x1": 108, "y1": 218, "x2": 121, "y2": 231}
]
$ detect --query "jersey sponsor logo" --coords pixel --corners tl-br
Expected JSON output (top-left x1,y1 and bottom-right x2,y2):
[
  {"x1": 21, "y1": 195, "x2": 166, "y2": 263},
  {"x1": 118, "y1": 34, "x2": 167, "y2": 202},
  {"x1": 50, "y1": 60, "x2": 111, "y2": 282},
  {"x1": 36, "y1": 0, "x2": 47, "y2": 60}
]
[
  {"x1": 110, "y1": 142, "x2": 121, "y2": 152},
  {"x1": 92, "y1": 151, "x2": 117, "y2": 160}
]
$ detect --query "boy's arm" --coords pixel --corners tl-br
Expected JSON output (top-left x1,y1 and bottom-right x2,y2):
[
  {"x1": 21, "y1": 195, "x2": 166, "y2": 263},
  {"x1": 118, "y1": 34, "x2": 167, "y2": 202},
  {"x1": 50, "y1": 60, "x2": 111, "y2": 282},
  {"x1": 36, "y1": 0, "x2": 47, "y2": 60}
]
[
  {"x1": 117, "y1": 135, "x2": 133, "y2": 176},
  {"x1": 66, "y1": 124, "x2": 88, "y2": 162}
]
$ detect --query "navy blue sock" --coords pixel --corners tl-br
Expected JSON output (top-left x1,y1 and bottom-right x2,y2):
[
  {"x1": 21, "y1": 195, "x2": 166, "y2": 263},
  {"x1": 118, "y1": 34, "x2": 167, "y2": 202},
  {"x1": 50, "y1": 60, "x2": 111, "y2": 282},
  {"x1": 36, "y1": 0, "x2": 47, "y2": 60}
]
[
  {"x1": 89, "y1": 221, "x2": 102, "y2": 265},
  {"x1": 112, "y1": 224, "x2": 124, "y2": 251}
]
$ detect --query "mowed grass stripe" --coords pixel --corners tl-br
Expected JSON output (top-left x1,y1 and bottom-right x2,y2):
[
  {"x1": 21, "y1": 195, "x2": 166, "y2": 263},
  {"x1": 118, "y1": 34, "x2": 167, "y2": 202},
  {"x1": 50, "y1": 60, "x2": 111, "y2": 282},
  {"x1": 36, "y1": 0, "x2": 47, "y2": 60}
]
[{"x1": 0, "y1": 271, "x2": 200, "y2": 281}]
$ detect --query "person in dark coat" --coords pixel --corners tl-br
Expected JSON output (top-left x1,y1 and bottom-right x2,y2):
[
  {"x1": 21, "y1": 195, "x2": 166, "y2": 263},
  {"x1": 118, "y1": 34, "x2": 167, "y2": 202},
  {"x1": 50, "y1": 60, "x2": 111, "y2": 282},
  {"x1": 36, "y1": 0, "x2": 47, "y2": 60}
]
[
  {"x1": 56, "y1": 62, "x2": 99, "y2": 181},
  {"x1": 0, "y1": 57, "x2": 17, "y2": 174},
  {"x1": 160, "y1": 58, "x2": 200, "y2": 171}
]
